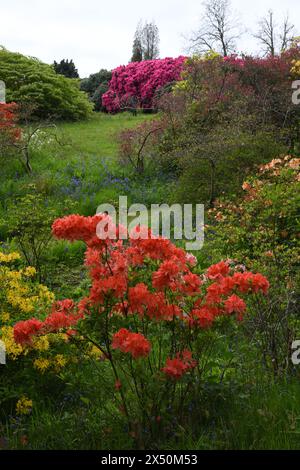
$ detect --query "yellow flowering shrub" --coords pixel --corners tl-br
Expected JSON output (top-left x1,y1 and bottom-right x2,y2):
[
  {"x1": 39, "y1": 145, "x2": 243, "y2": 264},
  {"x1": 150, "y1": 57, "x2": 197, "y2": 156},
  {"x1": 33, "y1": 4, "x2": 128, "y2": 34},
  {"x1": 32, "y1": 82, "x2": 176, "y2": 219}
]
[
  {"x1": 33, "y1": 354, "x2": 67, "y2": 374},
  {"x1": 1, "y1": 250, "x2": 102, "y2": 376},
  {"x1": 0, "y1": 249, "x2": 55, "y2": 360},
  {"x1": 290, "y1": 40, "x2": 300, "y2": 77},
  {"x1": 0, "y1": 326, "x2": 24, "y2": 360},
  {"x1": 33, "y1": 357, "x2": 51, "y2": 373},
  {"x1": 291, "y1": 59, "x2": 300, "y2": 77},
  {"x1": 88, "y1": 345, "x2": 104, "y2": 360},
  {"x1": 0, "y1": 252, "x2": 21, "y2": 263}
]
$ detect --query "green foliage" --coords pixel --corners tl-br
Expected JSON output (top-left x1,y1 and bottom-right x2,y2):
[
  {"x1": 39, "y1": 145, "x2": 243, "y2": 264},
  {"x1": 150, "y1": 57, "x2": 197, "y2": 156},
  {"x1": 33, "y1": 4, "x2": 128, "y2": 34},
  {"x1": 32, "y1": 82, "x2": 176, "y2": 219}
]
[
  {"x1": 0, "y1": 48, "x2": 93, "y2": 120},
  {"x1": 204, "y1": 155, "x2": 300, "y2": 376},
  {"x1": 156, "y1": 52, "x2": 299, "y2": 205},
  {"x1": 80, "y1": 70, "x2": 112, "y2": 112},
  {"x1": 164, "y1": 381, "x2": 300, "y2": 450},
  {"x1": 170, "y1": 126, "x2": 286, "y2": 205},
  {"x1": 3, "y1": 190, "x2": 56, "y2": 279},
  {"x1": 208, "y1": 155, "x2": 300, "y2": 277},
  {"x1": 2, "y1": 187, "x2": 77, "y2": 280},
  {"x1": 131, "y1": 38, "x2": 143, "y2": 62},
  {"x1": 53, "y1": 59, "x2": 79, "y2": 79}
]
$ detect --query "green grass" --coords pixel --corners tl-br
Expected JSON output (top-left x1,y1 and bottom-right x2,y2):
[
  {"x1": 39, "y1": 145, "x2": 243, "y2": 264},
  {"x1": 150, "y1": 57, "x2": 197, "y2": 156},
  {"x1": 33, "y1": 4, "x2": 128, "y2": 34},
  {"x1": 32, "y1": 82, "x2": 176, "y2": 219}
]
[
  {"x1": 0, "y1": 112, "x2": 155, "y2": 216},
  {"x1": 54, "y1": 112, "x2": 154, "y2": 162},
  {"x1": 1, "y1": 111, "x2": 153, "y2": 182},
  {"x1": 4, "y1": 372, "x2": 300, "y2": 450},
  {"x1": 163, "y1": 380, "x2": 300, "y2": 450}
]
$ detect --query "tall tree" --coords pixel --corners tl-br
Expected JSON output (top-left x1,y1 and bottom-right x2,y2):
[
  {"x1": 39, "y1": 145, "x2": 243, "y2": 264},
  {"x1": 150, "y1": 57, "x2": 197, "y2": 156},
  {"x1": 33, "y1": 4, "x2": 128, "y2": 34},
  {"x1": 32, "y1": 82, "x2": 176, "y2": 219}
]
[
  {"x1": 189, "y1": 0, "x2": 241, "y2": 56},
  {"x1": 279, "y1": 15, "x2": 294, "y2": 52},
  {"x1": 142, "y1": 21, "x2": 160, "y2": 60},
  {"x1": 53, "y1": 59, "x2": 79, "y2": 79},
  {"x1": 131, "y1": 21, "x2": 160, "y2": 62},
  {"x1": 131, "y1": 24, "x2": 144, "y2": 62},
  {"x1": 254, "y1": 10, "x2": 295, "y2": 56}
]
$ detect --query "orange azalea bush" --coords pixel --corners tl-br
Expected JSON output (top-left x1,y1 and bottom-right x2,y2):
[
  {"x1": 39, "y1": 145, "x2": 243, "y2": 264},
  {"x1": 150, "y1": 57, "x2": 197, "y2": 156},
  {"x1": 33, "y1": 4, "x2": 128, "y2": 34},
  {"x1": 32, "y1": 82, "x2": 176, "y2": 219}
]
[
  {"x1": 13, "y1": 214, "x2": 269, "y2": 444},
  {"x1": 204, "y1": 155, "x2": 299, "y2": 376},
  {"x1": 0, "y1": 103, "x2": 21, "y2": 151},
  {"x1": 208, "y1": 155, "x2": 300, "y2": 277}
]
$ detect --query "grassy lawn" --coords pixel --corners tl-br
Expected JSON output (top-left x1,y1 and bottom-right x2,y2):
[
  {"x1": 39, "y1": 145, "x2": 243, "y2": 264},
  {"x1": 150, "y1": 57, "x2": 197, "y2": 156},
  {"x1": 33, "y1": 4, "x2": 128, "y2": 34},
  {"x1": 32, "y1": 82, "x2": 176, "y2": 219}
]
[
  {"x1": 0, "y1": 112, "x2": 154, "y2": 219},
  {"x1": 57, "y1": 112, "x2": 154, "y2": 162}
]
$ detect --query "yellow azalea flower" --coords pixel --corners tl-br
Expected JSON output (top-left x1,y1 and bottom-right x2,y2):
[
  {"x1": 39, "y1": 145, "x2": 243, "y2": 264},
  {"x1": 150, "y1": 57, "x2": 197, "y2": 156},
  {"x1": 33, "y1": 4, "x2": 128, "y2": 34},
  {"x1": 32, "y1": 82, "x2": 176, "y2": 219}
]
[
  {"x1": 0, "y1": 252, "x2": 21, "y2": 263},
  {"x1": 22, "y1": 266, "x2": 37, "y2": 277},
  {"x1": 54, "y1": 354, "x2": 67, "y2": 368},
  {"x1": 89, "y1": 345, "x2": 104, "y2": 359},
  {"x1": 0, "y1": 312, "x2": 10, "y2": 323},
  {"x1": 0, "y1": 326, "x2": 24, "y2": 359},
  {"x1": 33, "y1": 358, "x2": 50, "y2": 373},
  {"x1": 6, "y1": 292, "x2": 35, "y2": 313},
  {"x1": 1, "y1": 263, "x2": 54, "y2": 316},
  {"x1": 38, "y1": 285, "x2": 55, "y2": 303},
  {"x1": 16, "y1": 396, "x2": 33, "y2": 415},
  {"x1": 0, "y1": 249, "x2": 55, "y2": 361},
  {"x1": 59, "y1": 333, "x2": 70, "y2": 342},
  {"x1": 32, "y1": 336, "x2": 50, "y2": 352},
  {"x1": 203, "y1": 50, "x2": 221, "y2": 61},
  {"x1": 291, "y1": 59, "x2": 300, "y2": 77}
]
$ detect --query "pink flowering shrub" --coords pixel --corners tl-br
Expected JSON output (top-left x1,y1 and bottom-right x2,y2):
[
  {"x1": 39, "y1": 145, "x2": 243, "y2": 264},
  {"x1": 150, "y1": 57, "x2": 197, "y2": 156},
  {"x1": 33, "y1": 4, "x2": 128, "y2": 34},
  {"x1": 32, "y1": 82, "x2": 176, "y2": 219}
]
[{"x1": 102, "y1": 57, "x2": 186, "y2": 112}]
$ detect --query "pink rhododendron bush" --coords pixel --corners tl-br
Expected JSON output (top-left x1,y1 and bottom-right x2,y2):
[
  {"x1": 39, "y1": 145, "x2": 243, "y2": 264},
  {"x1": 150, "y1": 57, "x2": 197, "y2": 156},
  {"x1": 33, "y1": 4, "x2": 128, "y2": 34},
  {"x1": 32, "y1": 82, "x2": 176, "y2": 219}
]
[
  {"x1": 102, "y1": 57, "x2": 186, "y2": 112},
  {"x1": 13, "y1": 213, "x2": 270, "y2": 446}
]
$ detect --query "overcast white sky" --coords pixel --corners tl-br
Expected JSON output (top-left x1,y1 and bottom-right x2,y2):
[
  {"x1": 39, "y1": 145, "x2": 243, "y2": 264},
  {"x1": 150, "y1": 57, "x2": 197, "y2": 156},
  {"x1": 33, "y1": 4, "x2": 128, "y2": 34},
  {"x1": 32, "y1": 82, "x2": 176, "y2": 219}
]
[{"x1": 1, "y1": 0, "x2": 300, "y2": 77}]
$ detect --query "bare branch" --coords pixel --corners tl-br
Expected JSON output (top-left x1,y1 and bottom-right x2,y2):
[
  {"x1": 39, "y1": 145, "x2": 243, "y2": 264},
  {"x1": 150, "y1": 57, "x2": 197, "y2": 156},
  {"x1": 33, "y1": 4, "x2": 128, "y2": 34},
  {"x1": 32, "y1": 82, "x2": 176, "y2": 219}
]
[
  {"x1": 280, "y1": 15, "x2": 294, "y2": 52},
  {"x1": 188, "y1": 0, "x2": 242, "y2": 56},
  {"x1": 254, "y1": 10, "x2": 276, "y2": 57},
  {"x1": 254, "y1": 10, "x2": 295, "y2": 56}
]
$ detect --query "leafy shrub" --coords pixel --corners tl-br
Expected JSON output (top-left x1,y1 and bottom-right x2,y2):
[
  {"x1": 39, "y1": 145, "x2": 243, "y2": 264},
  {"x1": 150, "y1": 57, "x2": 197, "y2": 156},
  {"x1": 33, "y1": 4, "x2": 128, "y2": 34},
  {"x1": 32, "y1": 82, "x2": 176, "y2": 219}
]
[
  {"x1": 3, "y1": 188, "x2": 77, "y2": 280},
  {"x1": 80, "y1": 70, "x2": 112, "y2": 112},
  {"x1": 0, "y1": 48, "x2": 93, "y2": 120},
  {"x1": 208, "y1": 155, "x2": 300, "y2": 276},
  {"x1": 170, "y1": 125, "x2": 286, "y2": 205},
  {"x1": 3, "y1": 192, "x2": 57, "y2": 280},
  {"x1": 206, "y1": 155, "x2": 300, "y2": 376}
]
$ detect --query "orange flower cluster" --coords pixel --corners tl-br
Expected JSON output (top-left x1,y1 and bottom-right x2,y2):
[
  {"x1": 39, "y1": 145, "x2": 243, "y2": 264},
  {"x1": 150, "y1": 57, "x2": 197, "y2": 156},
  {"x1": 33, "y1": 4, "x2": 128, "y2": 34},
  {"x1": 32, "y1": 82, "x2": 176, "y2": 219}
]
[
  {"x1": 112, "y1": 328, "x2": 151, "y2": 359},
  {"x1": 0, "y1": 103, "x2": 21, "y2": 141},
  {"x1": 14, "y1": 300, "x2": 83, "y2": 345},
  {"x1": 162, "y1": 350, "x2": 197, "y2": 379},
  {"x1": 13, "y1": 215, "x2": 269, "y2": 376}
]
